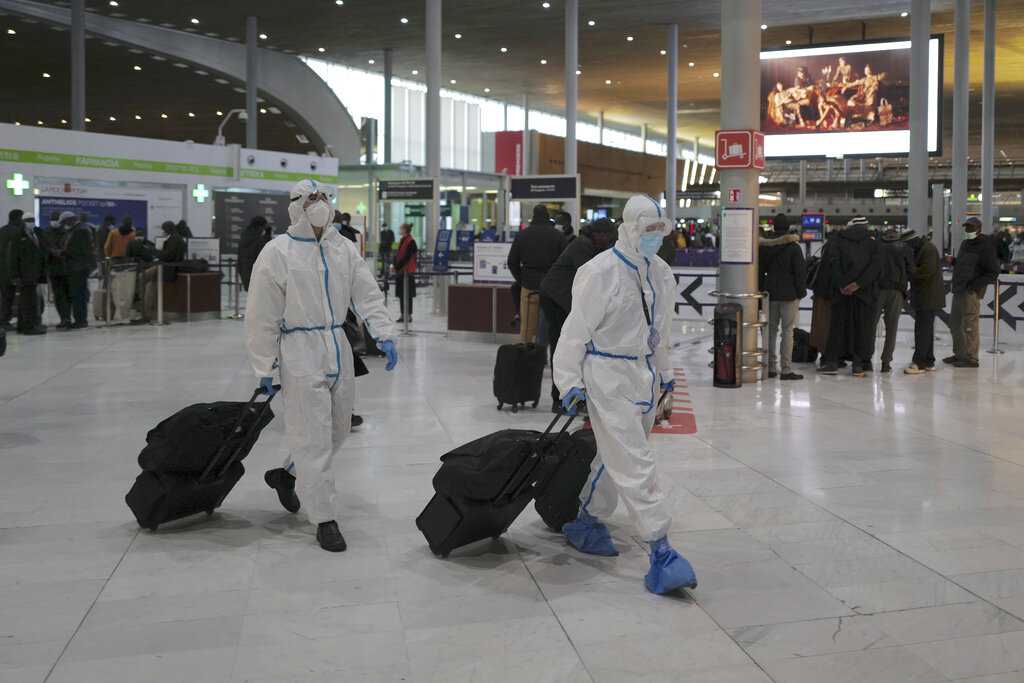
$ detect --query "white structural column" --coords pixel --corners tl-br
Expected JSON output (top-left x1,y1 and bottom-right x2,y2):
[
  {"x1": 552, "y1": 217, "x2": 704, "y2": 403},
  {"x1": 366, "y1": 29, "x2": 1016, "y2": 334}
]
[
  {"x1": 523, "y1": 94, "x2": 531, "y2": 174},
  {"x1": 426, "y1": 0, "x2": 441, "y2": 251},
  {"x1": 641, "y1": 123, "x2": 648, "y2": 153},
  {"x1": 70, "y1": 0, "x2": 85, "y2": 130},
  {"x1": 564, "y1": 0, "x2": 578, "y2": 177},
  {"x1": 597, "y1": 111, "x2": 604, "y2": 145},
  {"x1": 951, "y1": 0, "x2": 970, "y2": 252},
  {"x1": 246, "y1": 16, "x2": 258, "y2": 149},
  {"x1": 384, "y1": 48, "x2": 393, "y2": 164},
  {"x1": 909, "y1": 0, "x2": 930, "y2": 232},
  {"x1": 719, "y1": 0, "x2": 761, "y2": 383},
  {"x1": 981, "y1": 0, "x2": 996, "y2": 231},
  {"x1": 666, "y1": 24, "x2": 678, "y2": 225}
]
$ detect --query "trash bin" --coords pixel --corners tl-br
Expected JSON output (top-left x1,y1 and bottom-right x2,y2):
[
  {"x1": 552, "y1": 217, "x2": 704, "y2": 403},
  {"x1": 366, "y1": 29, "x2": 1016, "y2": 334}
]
[{"x1": 713, "y1": 303, "x2": 742, "y2": 388}]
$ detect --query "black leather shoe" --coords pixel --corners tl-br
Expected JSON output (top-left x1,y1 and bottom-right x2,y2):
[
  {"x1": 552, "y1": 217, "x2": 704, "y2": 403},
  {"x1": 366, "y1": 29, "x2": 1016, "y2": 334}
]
[
  {"x1": 768, "y1": 371, "x2": 778, "y2": 378},
  {"x1": 264, "y1": 468, "x2": 300, "y2": 513},
  {"x1": 780, "y1": 372, "x2": 803, "y2": 380},
  {"x1": 953, "y1": 358, "x2": 979, "y2": 368},
  {"x1": 317, "y1": 520, "x2": 347, "y2": 552},
  {"x1": 942, "y1": 355, "x2": 959, "y2": 364},
  {"x1": 56, "y1": 320, "x2": 72, "y2": 330},
  {"x1": 22, "y1": 326, "x2": 47, "y2": 335}
]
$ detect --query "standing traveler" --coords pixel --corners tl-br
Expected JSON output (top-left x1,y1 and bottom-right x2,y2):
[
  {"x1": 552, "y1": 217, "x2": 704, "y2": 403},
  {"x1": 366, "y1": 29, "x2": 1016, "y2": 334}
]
[
  {"x1": 817, "y1": 216, "x2": 882, "y2": 376},
  {"x1": 392, "y1": 222, "x2": 418, "y2": 322},
  {"x1": 104, "y1": 216, "x2": 136, "y2": 259},
  {"x1": 57, "y1": 211, "x2": 97, "y2": 329},
  {"x1": 8, "y1": 214, "x2": 48, "y2": 335},
  {"x1": 553, "y1": 195, "x2": 697, "y2": 595},
  {"x1": 238, "y1": 216, "x2": 270, "y2": 291},
  {"x1": 134, "y1": 221, "x2": 186, "y2": 324},
  {"x1": 539, "y1": 218, "x2": 618, "y2": 412},
  {"x1": 871, "y1": 228, "x2": 915, "y2": 373},
  {"x1": 246, "y1": 179, "x2": 398, "y2": 552},
  {"x1": 44, "y1": 212, "x2": 77, "y2": 329},
  {"x1": 0, "y1": 209, "x2": 24, "y2": 331},
  {"x1": 946, "y1": 217, "x2": 1000, "y2": 368},
  {"x1": 759, "y1": 214, "x2": 807, "y2": 380},
  {"x1": 336, "y1": 212, "x2": 359, "y2": 244},
  {"x1": 378, "y1": 221, "x2": 395, "y2": 282},
  {"x1": 903, "y1": 230, "x2": 945, "y2": 374},
  {"x1": 507, "y1": 205, "x2": 567, "y2": 342},
  {"x1": 554, "y1": 211, "x2": 575, "y2": 244},
  {"x1": 175, "y1": 220, "x2": 193, "y2": 238},
  {"x1": 94, "y1": 215, "x2": 116, "y2": 262}
]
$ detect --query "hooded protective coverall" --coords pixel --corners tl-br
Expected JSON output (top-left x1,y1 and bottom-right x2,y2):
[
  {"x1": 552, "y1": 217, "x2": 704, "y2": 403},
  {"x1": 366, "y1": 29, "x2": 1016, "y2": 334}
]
[
  {"x1": 552, "y1": 195, "x2": 675, "y2": 542},
  {"x1": 245, "y1": 179, "x2": 396, "y2": 524}
]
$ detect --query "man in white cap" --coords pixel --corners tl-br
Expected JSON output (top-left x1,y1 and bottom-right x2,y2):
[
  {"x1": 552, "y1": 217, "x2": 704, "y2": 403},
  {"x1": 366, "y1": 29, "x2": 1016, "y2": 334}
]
[
  {"x1": 553, "y1": 194, "x2": 697, "y2": 595},
  {"x1": 245, "y1": 179, "x2": 398, "y2": 551}
]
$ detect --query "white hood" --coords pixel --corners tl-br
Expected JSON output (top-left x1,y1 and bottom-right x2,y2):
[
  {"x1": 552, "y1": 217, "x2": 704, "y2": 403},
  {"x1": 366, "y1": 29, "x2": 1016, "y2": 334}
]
[
  {"x1": 287, "y1": 178, "x2": 334, "y2": 240},
  {"x1": 617, "y1": 194, "x2": 669, "y2": 256}
]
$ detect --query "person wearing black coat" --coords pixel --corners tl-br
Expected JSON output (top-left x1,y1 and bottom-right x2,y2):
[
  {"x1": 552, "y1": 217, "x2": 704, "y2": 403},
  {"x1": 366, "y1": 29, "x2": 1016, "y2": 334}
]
[
  {"x1": 47, "y1": 211, "x2": 96, "y2": 329},
  {"x1": 946, "y1": 217, "x2": 1000, "y2": 367},
  {"x1": 507, "y1": 204, "x2": 567, "y2": 342},
  {"x1": 818, "y1": 216, "x2": 882, "y2": 376},
  {"x1": 759, "y1": 214, "x2": 807, "y2": 380},
  {"x1": 0, "y1": 209, "x2": 24, "y2": 330},
  {"x1": 7, "y1": 218, "x2": 48, "y2": 335},
  {"x1": 903, "y1": 230, "x2": 945, "y2": 374},
  {"x1": 538, "y1": 218, "x2": 618, "y2": 411},
  {"x1": 134, "y1": 221, "x2": 187, "y2": 323},
  {"x1": 238, "y1": 216, "x2": 270, "y2": 291},
  {"x1": 94, "y1": 215, "x2": 116, "y2": 263},
  {"x1": 871, "y1": 229, "x2": 915, "y2": 373}
]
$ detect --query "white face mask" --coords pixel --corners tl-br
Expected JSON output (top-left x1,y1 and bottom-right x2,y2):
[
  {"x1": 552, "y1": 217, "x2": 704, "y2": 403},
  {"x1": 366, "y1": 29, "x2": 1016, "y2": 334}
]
[
  {"x1": 964, "y1": 231, "x2": 978, "y2": 240},
  {"x1": 305, "y1": 201, "x2": 331, "y2": 228}
]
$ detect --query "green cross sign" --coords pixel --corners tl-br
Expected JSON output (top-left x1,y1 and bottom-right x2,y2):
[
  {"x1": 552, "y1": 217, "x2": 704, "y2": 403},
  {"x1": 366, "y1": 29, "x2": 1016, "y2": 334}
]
[
  {"x1": 356, "y1": 201, "x2": 367, "y2": 215},
  {"x1": 192, "y1": 183, "x2": 210, "y2": 203},
  {"x1": 6, "y1": 172, "x2": 29, "y2": 196}
]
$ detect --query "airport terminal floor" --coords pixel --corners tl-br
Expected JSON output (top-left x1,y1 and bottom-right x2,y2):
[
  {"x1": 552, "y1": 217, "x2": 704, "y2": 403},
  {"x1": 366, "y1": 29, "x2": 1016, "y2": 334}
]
[{"x1": 3, "y1": 295, "x2": 1024, "y2": 683}]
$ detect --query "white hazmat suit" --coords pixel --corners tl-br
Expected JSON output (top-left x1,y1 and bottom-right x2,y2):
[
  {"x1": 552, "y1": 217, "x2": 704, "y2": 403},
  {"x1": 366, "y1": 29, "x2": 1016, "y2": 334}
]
[
  {"x1": 553, "y1": 194, "x2": 675, "y2": 542},
  {"x1": 245, "y1": 179, "x2": 396, "y2": 525}
]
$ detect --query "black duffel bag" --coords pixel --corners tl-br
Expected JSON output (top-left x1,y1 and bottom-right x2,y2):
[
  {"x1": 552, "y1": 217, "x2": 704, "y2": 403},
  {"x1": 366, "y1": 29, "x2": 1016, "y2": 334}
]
[
  {"x1": 791, "y1": 327, "x2": 819, "y2": 363},
  {"x1": 138, "y1": 400, "x2": 275, "y2": 475},
  {"x1": 432, "y1": 429, "x2": 540, "y2": 501}
]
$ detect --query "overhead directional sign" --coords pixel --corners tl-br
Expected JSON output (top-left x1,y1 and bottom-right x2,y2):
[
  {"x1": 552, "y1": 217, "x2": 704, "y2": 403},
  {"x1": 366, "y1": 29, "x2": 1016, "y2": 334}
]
[
  {"x1": 510, "y1": 175, "x2": 578, "y2": 200},
  {"x1": 378, "y1": 178, "x2": 436, "y2": 201}
]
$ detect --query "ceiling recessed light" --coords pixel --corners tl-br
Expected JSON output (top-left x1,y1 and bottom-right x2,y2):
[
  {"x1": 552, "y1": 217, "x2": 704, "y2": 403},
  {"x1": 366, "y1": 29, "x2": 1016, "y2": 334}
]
[
  {"x1": 901, "y1": 11, "x2": 908, "y2": 17},
  {"x1": 259, "y1": 33, "x2": 267, "y2": 39},
  {"x1": 336, "y1": 0, "x2": 343, "y2": 4},
  {"x1": 604, "y1": 79, "x2": 612, "y2": 85},
  {"x1": 61, "y1": 118, "x2": 67, "y2": 123},
  {"x1": 133, "y1": 65, "x2": 141, "y2": 70},
  {"x1": 542, "y1": 1, "x2": 550, "y2": 7},
  {"x1": 190, "y1": 18, "x2": 199, "y2": 24},
  {"x1": 216, "y1": 110, "x2": 223, "y2": 116},
  {"x1": 484, "y1": 87, "x2": 490, "y2": 92},
  {"x1": 713, "y1": 72, "x2": 720, "y2": 78},
  {"x1": 588, "y1": 20, "x2": 595, "y2": 26},
  {"x1": 400, "y1": 17, "x2": 408, "y2": 24},
  {"x1": 688, "y1": 61, "x2": 695, "y2": 67},
  {"x1": 500, "y1": 47, "x2": 507, "y2": 53},
  {"x1": 368, "y1": 59, "x2": 375, "y2": 64},
  {"x1": 575, "y1": 69, "x2": 581, "y2": 75},
  {"x1": 540, "y1": 59, "x2": 547, "y2": 64},
  {"x1": 785, "y1": 39, "x2": 792, "y2": 44},
  {"x1": 84, "y1": 117, "x2": 91, "y2": 122},
  {"x1": 660, "y1": 50, "x2": 666, "y2": 55},
  {"x1": 450, "y1": 79, "x2": 456, "y2": 84},
  {"x1": 188, "y1": 112, "x2": 195, "y2": 117},
  {"x1": 109, "y1": 116, "x2": 116, "y2": 121},
  {"x1": 7, "y1": 28, "x2": 15, "y2": 34},
  {"x1": 42, "y1": 72, "x2": 51, "y2": 78},
  {"x1": 259, "y1": 108, "x2": 267, "y2": 114},
  {"x1": 761, "y1": 24, "x2": 768, "y2": 30},
  {"x1": 161, "y1": 113, "x2": 168, "y2": 118},
  {"x1": 37, "y1": 120, "x2": 43, "y2": 125},
  {"x1": 626, "y1": 36, "x2": 633, "y2": 42},
  {"x1": 109, "y1": 0, "x2": 118, "y2": 5},
  {"x1": 411, "y1": 69, "x2": 419, "y2": 75},
  {"x1": 317, "y1": 47, "x2": 325, "y2": 52},
  {"x1": 135, "y1": 114, "x2": 141, "y2": 119},
  {"x1": 454, "y1": 33, "x2": 462, "y2": 39}
]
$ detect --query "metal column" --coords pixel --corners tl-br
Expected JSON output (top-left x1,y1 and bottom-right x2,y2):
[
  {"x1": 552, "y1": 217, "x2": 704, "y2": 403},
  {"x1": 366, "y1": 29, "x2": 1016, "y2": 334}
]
[
  {"x1": 384, "y1": 48, "x2": 393, "y2": 164},
  {"x1": 951, "y1": 0, "x2": 970, "y2": 252},
  {"x1": 641, "y1": 123, "x2": 648, "y2": 153},
  {"x1": 719, "y1": 0, "x2": 761, "y2": 383},
  {"x1": 909, "y1": 0, "x2": 930, "y2": 232},
  {"x1": 981, "y1": 0, "x2": 996, "y2": 232},
  {"x1": 70, "y1": 0, "x2": 85, "y2": 130},
  {"x1": 931, "y1": 183, "x2": 945, "y2": 247},
  {"x1": 666, "y1": 23, "x2": 678, "y2": 226},
  {"x1": 597, "y1": 110, "x2": 604, "y2": 145},
  {"x1": 523, "y1": 94, "x2": 531, "y2": 175},
  {"x1": 564, "y1": 0, "x2": 578, "y2": 180},
  {"x1": 246, "y1": 16, "x2": 258, "y2": 149},
  {"x1": 425, "y1": 0, "x2": 441, "y2": 255},
  {"x1": 798, "y1": 160, "x2": 807, "y2": 207}
]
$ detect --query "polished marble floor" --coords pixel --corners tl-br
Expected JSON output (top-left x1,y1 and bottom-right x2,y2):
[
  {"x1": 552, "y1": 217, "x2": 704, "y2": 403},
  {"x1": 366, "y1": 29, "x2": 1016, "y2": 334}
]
[{"x1": 2, "y1": 295, "x2": 1024, "y2": 682}]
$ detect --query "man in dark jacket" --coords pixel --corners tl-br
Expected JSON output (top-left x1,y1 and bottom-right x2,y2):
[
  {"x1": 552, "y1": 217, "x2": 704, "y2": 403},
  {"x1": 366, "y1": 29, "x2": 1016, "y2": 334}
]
[
  {"x1": 378, "y1": 221, "x2": 395, "y2": 282},
  {"x1": 554, "y1": 211, "x2": 575, "y2": 243},
  {"x1": 238, "y1": 216, "x2": 270, "y2": 291},
  {"x1": 507, "y1": 204, "x2": 567, "y2": 342},
  {"x1": 47, "y1": 211, "x2": 96, "y2": 329},
  {"x1": 818, "y1": 216, "x2": 882, "y2": 376},
  {"x1": 336, "y1": 212, "x2": 359, "y2": 244},
  {"x1": 871, "y1": 228, "x2": 915, "y2": 373},
  {"x1": 0, "y1": 209, "x2": 25, "y2": 331},
  {"x1": 759, "y1": 214, "x2": 807, "y2": 380},
  {"x1": 135, "y1": 221, "x2": 187, "y2": 323},
  {"x1": 946, "y1": 217, "x2": 1000, "y2": 368},
  {"x1": 538, "y1": 218, "x2": 617, "y2": 411},
  {"x1": 903, "y1": 230, "x2": 945, "y2": 374},
  {"x1": 7, "y1": 215, "x2": 48, "y2": 335},
  {"x1": 94, "y1": 214, "x2": 116, "y2": 262}
]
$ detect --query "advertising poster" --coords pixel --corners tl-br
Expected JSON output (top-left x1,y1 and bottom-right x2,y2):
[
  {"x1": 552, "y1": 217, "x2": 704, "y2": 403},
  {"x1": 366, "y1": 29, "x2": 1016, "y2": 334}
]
[{"x1": 38, "y1": 196, "x2": 148, "y2": 230}]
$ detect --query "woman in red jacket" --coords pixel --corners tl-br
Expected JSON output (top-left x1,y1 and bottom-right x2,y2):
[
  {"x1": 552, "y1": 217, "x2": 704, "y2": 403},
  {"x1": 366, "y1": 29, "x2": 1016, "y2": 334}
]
[{"x1": 391, "y1": 222, "x2": 418, "y2": 322}]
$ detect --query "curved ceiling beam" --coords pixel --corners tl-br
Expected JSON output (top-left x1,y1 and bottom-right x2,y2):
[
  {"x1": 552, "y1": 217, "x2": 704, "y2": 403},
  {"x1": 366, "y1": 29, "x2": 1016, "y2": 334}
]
[{"x1": 0, "y1": 0, "x2": 360, "y2": 161}]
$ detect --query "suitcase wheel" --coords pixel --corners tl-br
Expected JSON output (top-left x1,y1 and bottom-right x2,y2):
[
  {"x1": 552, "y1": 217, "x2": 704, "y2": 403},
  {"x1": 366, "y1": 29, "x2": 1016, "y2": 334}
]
[
  {"x1": 496, "y1": 403, "x2": 502, "y2": 411},
  {"x1": 511, "y1": 404, "x2": 518, "y2": 413},
  {"x1": 531, "y1": 401, "x2": 538, "y2": 409}
]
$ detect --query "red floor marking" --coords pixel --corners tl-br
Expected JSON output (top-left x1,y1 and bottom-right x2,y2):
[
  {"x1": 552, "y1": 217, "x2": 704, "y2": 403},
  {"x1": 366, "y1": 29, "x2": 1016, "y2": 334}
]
[{"x1": 651, "y1": 370, "x2": 698, "y2": 435}]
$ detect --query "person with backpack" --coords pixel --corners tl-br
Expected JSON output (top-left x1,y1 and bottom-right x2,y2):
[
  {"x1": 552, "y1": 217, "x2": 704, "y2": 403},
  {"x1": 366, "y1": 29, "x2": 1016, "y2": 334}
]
[
  {"x1": 759, "y1": 214, "x2": 807, "y2": 380},
  {"x1": 871, "y1": 228, "x2": 915, "y2": 373}
]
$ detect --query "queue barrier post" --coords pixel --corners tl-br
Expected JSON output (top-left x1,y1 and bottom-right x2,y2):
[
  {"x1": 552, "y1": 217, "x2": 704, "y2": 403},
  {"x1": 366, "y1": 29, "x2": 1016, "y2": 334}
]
[
  {"x1": 987, "y1": 279, "x2": 1004, "y2": 355},
  {"x1": 154, "y1": 263, "x2": 168, "y2": 326}
]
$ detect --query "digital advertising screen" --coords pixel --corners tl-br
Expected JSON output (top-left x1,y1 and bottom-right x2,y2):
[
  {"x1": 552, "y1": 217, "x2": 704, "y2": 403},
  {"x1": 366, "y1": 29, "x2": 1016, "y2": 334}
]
[
  {"x1": 761, "y1": 37, "x2": 942, "y2": 158},
  {"x1": 801, "y1": 213, "x2": 824, "y2": 241}
]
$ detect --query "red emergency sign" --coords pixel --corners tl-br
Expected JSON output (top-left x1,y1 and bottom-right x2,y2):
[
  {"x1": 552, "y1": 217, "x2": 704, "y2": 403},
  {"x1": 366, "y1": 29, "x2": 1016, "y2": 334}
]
[{"x1": 715, "y1": 130, "x2": 765, "y2": 170}]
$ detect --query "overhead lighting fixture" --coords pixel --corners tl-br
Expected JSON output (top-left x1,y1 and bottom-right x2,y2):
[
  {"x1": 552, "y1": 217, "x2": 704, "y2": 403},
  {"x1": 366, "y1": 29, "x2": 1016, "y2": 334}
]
[
  {"x1": 188, "y1": 112, "x2": 195, "y2": 117},
  {"x1": 109, "y1": 116, "x2": 116, "y2": 121},
  {"x1": 190, "y1": 18, "x2": 199, "y2": 24},
  {"x1": 901, "y1": 11, "x2": 908, "y2": 17},
  {"x1": 626, "y1": 36, "x2": 634, "y2": 42},
  {"x1": 540, "y1": 59, "x2": 547, "y2": 64},
  {"x1": 542, "y1": 2, "x2": 550, "y2": 7},
  {"x1": 37, "y1": 120, "x2": 43, "y2": 125},
  {"x1": 161, "y1": 113, "x2": 168, "y2": 118},
  {"x1": 7, "y1": 29, "x2": 15, "y2": 34},
  {"x1": 135, "y1": 114, "x2": 141, "y2": 119},
  {"x1": 660, "y1": 50, "x2": 666, "y2": 55},
  {"x1": 575, "y1": 69, "x2": 581, "y2": 75},
  {"x1": 604, "y1": 79, "x2": 612, "y2": 85},
  {"x1": 411, "y1": 69, "x2": 419, "y2": 75},
  {"x1": 400, "y1": 17, "x2": 408, "y2": 24},
  {"x1": 454, "y1": 33, "x2": 462, "y2": 39},
  {"x1": 61, "y1": 118, "x2": 67, "y2": 123},
  {"x1": 216, "y1": 110, "x2": 223, "y2": 116},
  {"x1": 368, "y1": 59, "x2": 375, "y2": 64},
  {"x1": 317, "y1": 47, "x2": 325, "y2": 52},
  {"x1": 761, "y1": 24, "x2": 768, "y2": 30},
  {"x1": 688, "y1": 61, "x2": 695, "y2": 67},
  {"x1": 588, "y1": 20, "x2": 595, "y2": 26},
  {"x1": 133, "y1": 65, "x2": 141, "y2": 70},
  {"x1": 259, "y1": 33, "x2": 267, "y2": 39},
  {"x1": 484, "y1": 87, "x2": 490, "y2": 93},
  {"x1": 259, "y1": 108, "x2": 267, "y2": 113},
  {"x1": 713, "y1": 72, "x2": 720, "y2": 78},
  {"x1": 450, "y1": 79, "x2": 456, "y2": 84},
  {"x1": 42, "y1": 72, "x2": 51, "y2": 78},
  {"x1": 109, "y1": 0, "x2": 118, "y2": 5},
  {"x1": 500, "y1": 47, "x2": 507, "y2": 53},
  {"x1": 84, "y1": 117, "x2": 91, "y2": 122},
  {"x1": 336, "y1": 0, "x2": 343, "y2": 5}
]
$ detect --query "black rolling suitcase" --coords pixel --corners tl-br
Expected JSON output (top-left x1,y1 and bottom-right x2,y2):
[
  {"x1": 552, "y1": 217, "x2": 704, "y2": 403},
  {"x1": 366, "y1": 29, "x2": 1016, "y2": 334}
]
[
  {"x1": 125, "y1": 385, "x2": 278, "y2": 531},
  {"x1": 494, "y1": 291, "x2": 546, "y2": 412},
  {"x1": 416, "y1": 404, "x2": 587, "y2": 557},
  {"x1": 533, "y1": 427, "x2": 597, "y2": 531}
]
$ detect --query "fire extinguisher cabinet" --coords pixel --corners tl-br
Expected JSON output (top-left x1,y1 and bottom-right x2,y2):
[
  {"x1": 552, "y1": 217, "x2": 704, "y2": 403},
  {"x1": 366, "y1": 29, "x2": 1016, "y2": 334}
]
[{"x1": 713, "y1": 303, "x2": 742, "y2": 388}]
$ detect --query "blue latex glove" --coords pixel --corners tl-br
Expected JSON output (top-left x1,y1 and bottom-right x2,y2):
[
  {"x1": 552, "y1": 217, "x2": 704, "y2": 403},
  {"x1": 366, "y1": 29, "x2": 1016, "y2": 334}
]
[
  {"x1": 561, "y1": 387, "x2": 585, "y2": 415},
  {"x1": 661, "y1": 378, "x2": 675, "y2": 393},
  {"x1": 259, "y1": 377, "x2": 277, "y2": 395},
  {"x1": 381, "y1": 340, "x2": 398, "y2": 371}
]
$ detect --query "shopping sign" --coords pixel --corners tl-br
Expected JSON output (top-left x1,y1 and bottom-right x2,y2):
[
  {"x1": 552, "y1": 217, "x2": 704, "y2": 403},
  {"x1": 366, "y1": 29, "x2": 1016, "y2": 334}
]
[{"x1": 715, "y1": 130, "x2": 765, "y2": 170}]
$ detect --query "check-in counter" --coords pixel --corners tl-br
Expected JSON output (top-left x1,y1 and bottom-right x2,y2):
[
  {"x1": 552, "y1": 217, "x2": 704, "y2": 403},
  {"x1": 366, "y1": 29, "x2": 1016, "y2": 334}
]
[
  {"x1": 163, "y1": 272, "x2": 222, "y2": 322},
  {"x1": 447, "y1": 283, "x2": 521, "y2": 343}
]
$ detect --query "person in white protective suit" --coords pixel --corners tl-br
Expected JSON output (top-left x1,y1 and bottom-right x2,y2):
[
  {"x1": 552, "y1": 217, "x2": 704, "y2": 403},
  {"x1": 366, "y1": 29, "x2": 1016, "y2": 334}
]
[
  {"x1": 553, "y1": 194, "x2": 697, "y2": 594},
  {"x1": 245, "y1": 179, "x2": 398, "y2": 552}
]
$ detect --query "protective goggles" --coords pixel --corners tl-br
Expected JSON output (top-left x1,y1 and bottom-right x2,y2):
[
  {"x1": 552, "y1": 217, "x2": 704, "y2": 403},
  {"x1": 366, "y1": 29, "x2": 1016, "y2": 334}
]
[
  {"x1": 291, "y1": 191, "x2": 332, "y2": 204},
  {"x1": 642, "y1": 220, "x2": 667, "y2": 233}
]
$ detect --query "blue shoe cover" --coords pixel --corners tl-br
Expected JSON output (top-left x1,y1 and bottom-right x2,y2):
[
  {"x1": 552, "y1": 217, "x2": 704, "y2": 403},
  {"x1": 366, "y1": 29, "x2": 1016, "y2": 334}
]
[
  {"x1": 562, "y1": 510, "x2": 619, "y2": 556},
  {"x1": 644, "y1": 537, "x2": 697, "y2": 594}
]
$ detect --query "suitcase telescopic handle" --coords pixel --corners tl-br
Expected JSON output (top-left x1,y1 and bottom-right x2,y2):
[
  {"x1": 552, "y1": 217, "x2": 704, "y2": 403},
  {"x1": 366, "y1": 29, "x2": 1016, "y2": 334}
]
[
  {"x1": 539, "y1": 393, "x2": 583, "y2": 444},
  {"x1": 198, "y1": 385, "x2": 279, "y2": 482}
]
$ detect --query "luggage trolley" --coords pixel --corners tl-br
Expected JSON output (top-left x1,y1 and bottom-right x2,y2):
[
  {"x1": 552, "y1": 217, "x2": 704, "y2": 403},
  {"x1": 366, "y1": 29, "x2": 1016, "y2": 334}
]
[{"x1": 707, "y1": 290, "x2": 769, "y2": 386}]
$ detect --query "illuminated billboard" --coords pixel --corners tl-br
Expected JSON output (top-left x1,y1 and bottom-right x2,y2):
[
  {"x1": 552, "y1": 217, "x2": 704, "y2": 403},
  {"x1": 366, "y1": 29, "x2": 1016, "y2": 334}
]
[{"x1": 761, "y1": 37, "x2": 942, "y2": 158}]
